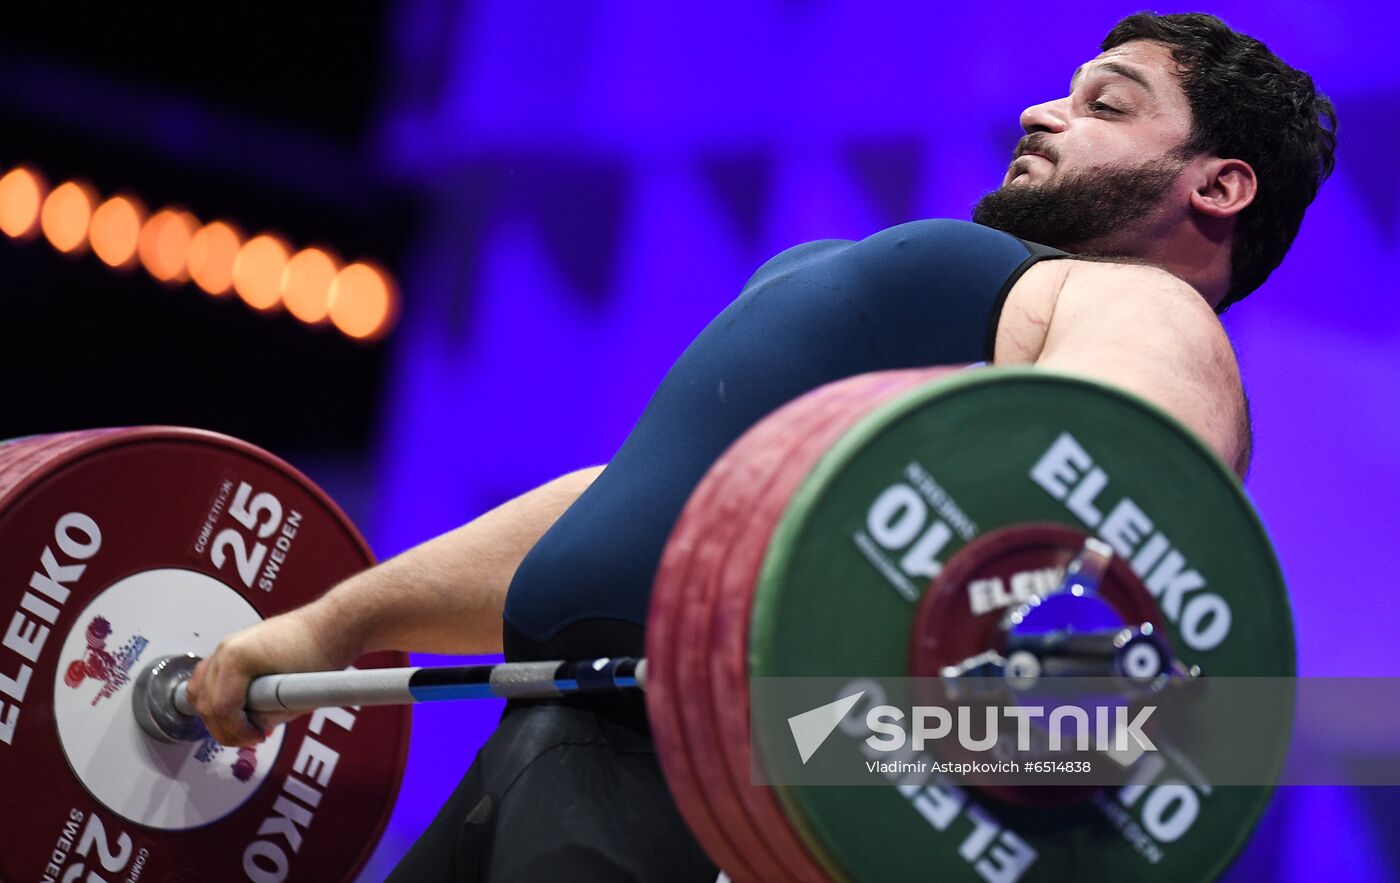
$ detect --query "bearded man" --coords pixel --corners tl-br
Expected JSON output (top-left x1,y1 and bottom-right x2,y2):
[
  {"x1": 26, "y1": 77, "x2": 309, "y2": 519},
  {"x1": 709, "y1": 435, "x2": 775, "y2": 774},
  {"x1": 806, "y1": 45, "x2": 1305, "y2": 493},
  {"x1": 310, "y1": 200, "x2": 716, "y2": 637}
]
[{"x1": 187, "y1": 12, "x2": 1335, "y2": 882}]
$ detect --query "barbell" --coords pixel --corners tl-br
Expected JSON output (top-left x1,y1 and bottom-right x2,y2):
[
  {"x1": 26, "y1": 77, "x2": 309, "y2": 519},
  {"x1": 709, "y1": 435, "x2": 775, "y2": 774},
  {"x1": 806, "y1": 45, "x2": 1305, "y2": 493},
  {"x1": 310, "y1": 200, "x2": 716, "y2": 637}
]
[{"x1": 0, "y1": 366, "x2": 1294, "y2": 882}]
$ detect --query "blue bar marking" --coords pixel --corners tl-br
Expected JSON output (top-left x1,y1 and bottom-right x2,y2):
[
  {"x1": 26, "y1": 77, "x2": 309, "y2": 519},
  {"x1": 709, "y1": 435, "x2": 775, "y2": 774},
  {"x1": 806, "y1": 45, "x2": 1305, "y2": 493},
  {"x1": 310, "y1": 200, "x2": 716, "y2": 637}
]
[{"x1": 408, "y1": 683, "x2": 499, "y2": 701}]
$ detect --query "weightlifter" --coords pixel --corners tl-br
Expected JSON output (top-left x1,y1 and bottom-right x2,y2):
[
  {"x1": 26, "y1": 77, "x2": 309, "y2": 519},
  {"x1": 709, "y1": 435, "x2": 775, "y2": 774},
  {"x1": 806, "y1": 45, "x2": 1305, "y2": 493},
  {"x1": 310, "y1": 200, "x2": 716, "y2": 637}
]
[{"x1": 186, "y1": 12, "x2": 1335, "y2": 882}]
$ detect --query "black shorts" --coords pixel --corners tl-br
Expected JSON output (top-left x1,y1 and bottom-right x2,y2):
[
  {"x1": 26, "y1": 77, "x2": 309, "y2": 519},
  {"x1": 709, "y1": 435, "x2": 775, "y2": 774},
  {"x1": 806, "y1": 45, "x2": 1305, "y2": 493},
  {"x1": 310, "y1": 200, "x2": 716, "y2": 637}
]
[{"x1": 387, "y1": 700, "x2": 719, "y2": 883}]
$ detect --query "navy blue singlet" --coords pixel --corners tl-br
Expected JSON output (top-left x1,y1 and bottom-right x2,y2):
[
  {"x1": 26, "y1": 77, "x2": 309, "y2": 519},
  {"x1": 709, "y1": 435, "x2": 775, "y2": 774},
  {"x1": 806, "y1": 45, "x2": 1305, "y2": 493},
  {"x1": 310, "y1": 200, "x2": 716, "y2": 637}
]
[{"x1": 503, "y1": 219, "x2": 1066, "y2": 662}]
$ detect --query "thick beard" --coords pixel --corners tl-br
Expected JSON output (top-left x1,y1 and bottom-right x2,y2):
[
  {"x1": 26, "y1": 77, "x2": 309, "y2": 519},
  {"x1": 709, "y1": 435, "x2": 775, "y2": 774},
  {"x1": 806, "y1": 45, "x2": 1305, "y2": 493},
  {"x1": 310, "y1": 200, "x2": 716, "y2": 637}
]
[{"x1": 971, "y1": 160, "x2": 1186, "y2": 253}]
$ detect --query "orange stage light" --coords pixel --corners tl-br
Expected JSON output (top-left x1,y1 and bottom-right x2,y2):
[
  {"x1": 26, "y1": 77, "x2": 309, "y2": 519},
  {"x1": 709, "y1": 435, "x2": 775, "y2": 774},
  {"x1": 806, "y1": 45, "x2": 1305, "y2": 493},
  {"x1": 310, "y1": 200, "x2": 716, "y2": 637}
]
[
  {"x1": 233, "y1": 234, "x2": 291, "y2": 311},
  {"x1": 0, "y1": 167, "x2": 45, "y2": 238},
  {"x1": 89, "y1": 196, "x2": 144, "y2": 268},
  {"x1": 282, "y1": 247, "x2": 338, "y2": 324},
  {"x1": 139, "y1": 209, "x2": 199, "y2": 283},
  {"x1": 328, "y1": 262, "x2": 396, "y2": 340},
  {"x1": 4, "y1": 162, "x2": 398, "y2": 340},
  {"x1": 188, "y1": 221, "x2": 243, "y2": 296},
  {"x1": 40, "y1": 181, "x2": 95, "y2": 254}
]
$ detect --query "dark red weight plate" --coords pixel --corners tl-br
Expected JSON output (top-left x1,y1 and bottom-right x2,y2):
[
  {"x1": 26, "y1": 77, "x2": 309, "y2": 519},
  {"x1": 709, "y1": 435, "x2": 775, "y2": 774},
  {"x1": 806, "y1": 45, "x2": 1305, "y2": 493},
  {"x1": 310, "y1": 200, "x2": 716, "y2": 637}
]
[
  {"x1": 0, "y1": 427, "x2": 409, "y2": 883},
  {"x1": 687, "y1": 371, "x2": 921, "y2": 883},
  {"x1": 652, "y1": 375, "x2": 875, "y2": 883},
  {"x1": 651, "y1": 367, "x2": 959, "y2": 883},
  {"x1": 708, "y1": 368, "x2": 956, "y2": 880},
  {"x1": 649, "y1": 427, "x2": 768, "y2": 883}
]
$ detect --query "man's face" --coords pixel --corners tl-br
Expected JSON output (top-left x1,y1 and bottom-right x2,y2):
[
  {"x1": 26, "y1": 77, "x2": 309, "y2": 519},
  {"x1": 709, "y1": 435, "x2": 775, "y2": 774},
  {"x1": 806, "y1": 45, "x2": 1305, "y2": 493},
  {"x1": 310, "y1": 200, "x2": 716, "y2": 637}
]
[{"x1": 973, "y1": 40, "x2": 1201, "y2": 252}]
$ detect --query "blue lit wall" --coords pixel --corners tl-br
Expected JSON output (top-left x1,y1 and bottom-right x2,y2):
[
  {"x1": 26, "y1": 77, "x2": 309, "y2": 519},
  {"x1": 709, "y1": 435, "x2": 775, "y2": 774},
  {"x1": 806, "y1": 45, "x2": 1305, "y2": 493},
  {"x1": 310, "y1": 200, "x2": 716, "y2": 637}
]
[{"x1": 356, "y1": 2, "x2": 1399, "y2": 879}]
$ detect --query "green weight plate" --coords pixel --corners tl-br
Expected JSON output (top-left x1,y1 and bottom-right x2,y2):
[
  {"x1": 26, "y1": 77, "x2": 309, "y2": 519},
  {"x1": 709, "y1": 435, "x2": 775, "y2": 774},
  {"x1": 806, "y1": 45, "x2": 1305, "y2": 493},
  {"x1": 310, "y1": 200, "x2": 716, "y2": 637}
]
[{"x1": 747, "y1": 367, "x2": 1293, "y2": 882}]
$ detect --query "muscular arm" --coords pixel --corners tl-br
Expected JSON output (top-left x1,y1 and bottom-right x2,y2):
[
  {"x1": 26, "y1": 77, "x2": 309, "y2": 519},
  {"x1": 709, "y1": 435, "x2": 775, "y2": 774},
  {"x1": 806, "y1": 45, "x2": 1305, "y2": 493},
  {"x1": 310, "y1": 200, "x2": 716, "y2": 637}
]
[
  {"x1": 187, "y1": 465, "x2": 602, "y2": 745},
  {"x1": 323, "y1": 465, "x2": 605, "y2": 656},
  {"x1": 994, "y1": 260, "x2": 1251, "y2": 477}
]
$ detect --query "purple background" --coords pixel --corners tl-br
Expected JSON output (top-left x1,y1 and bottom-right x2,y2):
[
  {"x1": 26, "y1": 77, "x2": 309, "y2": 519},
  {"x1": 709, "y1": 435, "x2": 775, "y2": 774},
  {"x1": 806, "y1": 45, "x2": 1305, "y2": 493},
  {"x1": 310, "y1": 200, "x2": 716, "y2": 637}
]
[{"x1": 352, "y1": 3, "x2": 1399, "y2": 879}]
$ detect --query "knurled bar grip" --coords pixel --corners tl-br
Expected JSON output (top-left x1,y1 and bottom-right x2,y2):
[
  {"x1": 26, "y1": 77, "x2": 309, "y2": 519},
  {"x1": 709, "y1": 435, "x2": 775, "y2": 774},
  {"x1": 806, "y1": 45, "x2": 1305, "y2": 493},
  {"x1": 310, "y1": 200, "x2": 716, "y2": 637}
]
[{"x1": 171, "y1": 657, "x2": 647, "y2": 716}]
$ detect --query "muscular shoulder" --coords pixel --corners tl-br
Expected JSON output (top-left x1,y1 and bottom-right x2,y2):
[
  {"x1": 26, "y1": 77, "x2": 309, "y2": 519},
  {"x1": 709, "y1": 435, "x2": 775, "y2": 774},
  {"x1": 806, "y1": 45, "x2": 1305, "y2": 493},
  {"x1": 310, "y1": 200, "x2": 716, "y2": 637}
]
[
  {"x1": 993, "y1": 258, "x2": 1250, "y2": 476},
  {"x1": 992, "y1": 259, "x2": 1207, "y2": 364}
]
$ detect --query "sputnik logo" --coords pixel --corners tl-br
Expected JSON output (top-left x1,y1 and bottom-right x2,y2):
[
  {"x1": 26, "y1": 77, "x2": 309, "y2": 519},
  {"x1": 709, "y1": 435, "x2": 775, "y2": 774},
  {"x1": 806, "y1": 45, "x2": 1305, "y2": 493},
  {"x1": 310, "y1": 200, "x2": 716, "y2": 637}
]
[
  {"x1": 63, "y1": 616, "x2": 150, "y2": 706},
  {"x1": 788, "y1": 691, "x2": 866, "y2": 764}
]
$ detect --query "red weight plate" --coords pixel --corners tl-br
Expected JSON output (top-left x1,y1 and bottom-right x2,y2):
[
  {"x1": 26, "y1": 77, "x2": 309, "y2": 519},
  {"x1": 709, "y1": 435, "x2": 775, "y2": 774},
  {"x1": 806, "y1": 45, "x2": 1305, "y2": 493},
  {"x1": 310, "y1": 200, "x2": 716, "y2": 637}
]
[
  {"x1": 0, "y1": 427, "x2": 410, "y2": 883},
  {"x1": 0, "y1": 429, "x2": 120, "y2": 500},
  {"x1": 649, "y1": 434, "x2": 767, "y2": 883},
  {"x1": 652, "y1": 376, "x2": 857, "y2": 883},
  {"x1": 652, "y1": 367, "x2": 961, "y2": 883},
  {"x1": 680, "y1": 373, "x2": 902, "y2": 883},
  {"x1": 708, "y1": 368, "x2": 955, "y2": 877}
]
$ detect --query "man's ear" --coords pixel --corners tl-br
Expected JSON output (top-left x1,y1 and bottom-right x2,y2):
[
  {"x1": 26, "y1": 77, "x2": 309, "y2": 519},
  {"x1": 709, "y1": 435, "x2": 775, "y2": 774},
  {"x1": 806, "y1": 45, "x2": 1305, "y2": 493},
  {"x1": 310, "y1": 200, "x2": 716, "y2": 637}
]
[{"x1": 1189, "y1": 157, "x2": 1257, "y2": 219}]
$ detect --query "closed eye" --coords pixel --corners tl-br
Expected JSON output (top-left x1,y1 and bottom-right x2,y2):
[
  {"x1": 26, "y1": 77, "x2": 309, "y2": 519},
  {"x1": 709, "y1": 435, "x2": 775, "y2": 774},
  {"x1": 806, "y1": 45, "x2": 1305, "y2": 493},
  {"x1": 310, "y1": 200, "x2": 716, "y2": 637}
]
[{"x1": 1088, "y1": 100, "x2": 1121, "y2": 115}]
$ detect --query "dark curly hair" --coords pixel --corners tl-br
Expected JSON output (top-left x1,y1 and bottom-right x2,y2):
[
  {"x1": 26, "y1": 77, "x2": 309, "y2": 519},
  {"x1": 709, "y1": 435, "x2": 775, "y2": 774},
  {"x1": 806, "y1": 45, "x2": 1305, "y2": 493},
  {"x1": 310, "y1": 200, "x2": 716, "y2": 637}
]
[{"x1": 1102, "y1": 12, "x2": 1336, "y2": 309}]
